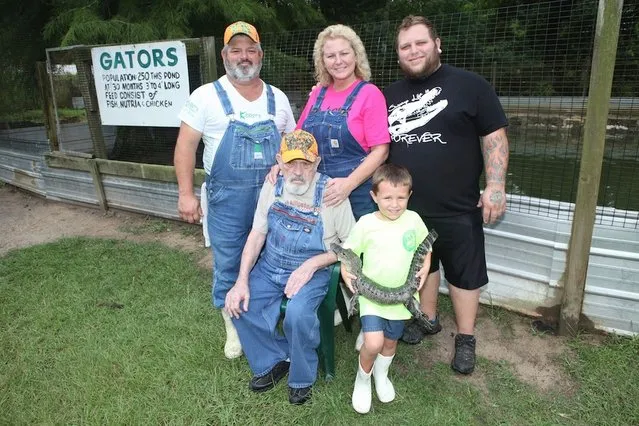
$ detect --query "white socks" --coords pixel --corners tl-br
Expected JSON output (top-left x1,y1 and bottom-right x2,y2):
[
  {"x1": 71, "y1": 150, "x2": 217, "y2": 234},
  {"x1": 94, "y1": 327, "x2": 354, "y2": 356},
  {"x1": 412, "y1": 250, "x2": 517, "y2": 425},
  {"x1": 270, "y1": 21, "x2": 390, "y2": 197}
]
[
  {"x1": 221, "y1": 310, "x2": 242, "y2": 359},
  {"x1": 352, "y1": 357, "x2": 372, "y2": 414},
  {"x1": 373, "y1": 353, "x2": 396, "y2": 403},
  {"x1": 352, "y1": 353, "x2": 396, "y2": 414}
]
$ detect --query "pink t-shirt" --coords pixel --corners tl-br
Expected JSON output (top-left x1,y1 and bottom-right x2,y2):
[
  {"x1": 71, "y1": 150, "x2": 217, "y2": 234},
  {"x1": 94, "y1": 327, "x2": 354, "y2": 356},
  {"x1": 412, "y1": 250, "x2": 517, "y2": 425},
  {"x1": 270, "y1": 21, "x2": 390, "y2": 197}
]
[{"x1": 296, "y1": 80, "x2": 391, "y2": 153}]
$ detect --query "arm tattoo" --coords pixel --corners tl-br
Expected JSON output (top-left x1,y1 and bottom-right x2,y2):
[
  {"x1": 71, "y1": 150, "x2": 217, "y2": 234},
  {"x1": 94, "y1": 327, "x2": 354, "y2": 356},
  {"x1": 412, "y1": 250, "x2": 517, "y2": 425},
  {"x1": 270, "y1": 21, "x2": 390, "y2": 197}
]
[{"x1": 481, "y1": 131, "x2": 509, "y2": 185}]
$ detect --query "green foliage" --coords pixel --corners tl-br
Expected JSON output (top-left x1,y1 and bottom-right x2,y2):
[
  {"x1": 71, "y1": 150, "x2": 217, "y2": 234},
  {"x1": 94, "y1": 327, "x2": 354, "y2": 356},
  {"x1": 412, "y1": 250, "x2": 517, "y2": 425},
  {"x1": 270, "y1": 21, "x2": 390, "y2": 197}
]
[
  {"x1": 44, "y1": 5, "x2": 165, "y2": 46},
  {"x1": 0, "y1": 109, "x2": 46, "y2": 126},
  {"x1": 0, "y1": 68, "x2": 41, "y2": 117},
  {"x1": 382, "y1": 0, "x2": 467, "y2": 22},
  {"x1": 261, "y1": 48, "x2": 314, "y2": 93},
  {"x1": 0, "y1": 1, "x2": 52, "y2": 63},
  {"x1": 58, "y1": 108, "x2": 87, "y2": 123},
  {"x1": 51, "y1": 73, "x2": 83, "y2": 109},
  {"x1": 41, "y1": 0, "x2": 327, "y2": 47},
  {"x1": 0, "y1": 1, "x2": 53, "y2": 118},
  {"x1": 0, "y1": 108, "x2": 85, "y2": 126}
]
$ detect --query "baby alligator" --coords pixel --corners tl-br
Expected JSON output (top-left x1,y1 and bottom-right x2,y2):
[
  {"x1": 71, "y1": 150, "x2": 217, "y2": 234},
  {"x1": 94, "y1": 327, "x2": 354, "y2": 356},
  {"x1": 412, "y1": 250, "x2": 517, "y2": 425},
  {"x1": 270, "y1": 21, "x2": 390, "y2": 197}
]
[{"x1": 331, "y1": 229, "x2": 438, "y2": 333}]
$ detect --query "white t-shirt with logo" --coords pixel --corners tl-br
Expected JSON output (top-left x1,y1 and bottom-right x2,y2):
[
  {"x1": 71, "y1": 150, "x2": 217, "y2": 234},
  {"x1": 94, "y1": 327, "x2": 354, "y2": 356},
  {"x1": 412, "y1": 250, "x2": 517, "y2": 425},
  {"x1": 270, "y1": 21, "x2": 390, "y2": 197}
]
[{"x1": 178, "y1": 75, "x2": 296, "y2": 174}]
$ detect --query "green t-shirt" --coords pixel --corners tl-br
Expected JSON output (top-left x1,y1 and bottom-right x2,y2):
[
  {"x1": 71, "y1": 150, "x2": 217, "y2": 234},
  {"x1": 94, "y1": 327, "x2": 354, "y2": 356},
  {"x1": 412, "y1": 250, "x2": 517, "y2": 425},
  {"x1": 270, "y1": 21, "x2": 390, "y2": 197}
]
[{"x1": 343, "y1": 210, "x2": 428, "y2": 320}]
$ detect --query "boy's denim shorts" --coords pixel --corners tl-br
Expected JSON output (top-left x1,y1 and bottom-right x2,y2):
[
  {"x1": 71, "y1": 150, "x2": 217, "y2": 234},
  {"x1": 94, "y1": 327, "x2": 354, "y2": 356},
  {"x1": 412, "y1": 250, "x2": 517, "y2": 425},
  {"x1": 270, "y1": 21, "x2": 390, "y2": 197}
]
[{"x1": 360, "y1": 315, "x2": 405, "y2": 341}]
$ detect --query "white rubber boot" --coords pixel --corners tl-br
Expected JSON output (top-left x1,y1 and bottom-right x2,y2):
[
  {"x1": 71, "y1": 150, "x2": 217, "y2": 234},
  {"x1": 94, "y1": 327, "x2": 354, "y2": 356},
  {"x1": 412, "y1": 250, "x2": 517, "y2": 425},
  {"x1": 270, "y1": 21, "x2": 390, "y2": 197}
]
[
  {"x1": 221, "y1": 310, "x2": 242, "y2": 359},
  {"x1": 373, "y1": 353, "x2": 396, "y2": 403},
  {"x1": 354, "y1": 330, "x2": 364, "y2": 352},
  {"x1": 352, "y1": 357, "x2": 373, "y2": 414}
]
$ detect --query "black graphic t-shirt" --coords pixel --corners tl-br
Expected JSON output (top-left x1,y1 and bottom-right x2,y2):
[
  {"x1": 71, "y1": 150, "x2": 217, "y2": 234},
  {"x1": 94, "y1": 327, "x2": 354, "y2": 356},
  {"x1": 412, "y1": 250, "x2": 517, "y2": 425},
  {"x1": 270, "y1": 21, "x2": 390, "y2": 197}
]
[{"x1": 384, "y1": 64, "x2": 507, "y2": 217}]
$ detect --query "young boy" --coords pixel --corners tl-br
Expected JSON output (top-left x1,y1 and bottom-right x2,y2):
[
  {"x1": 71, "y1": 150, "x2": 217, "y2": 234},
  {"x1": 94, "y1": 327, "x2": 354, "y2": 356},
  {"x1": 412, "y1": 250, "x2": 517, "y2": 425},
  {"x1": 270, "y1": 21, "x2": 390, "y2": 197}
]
[{"x1": 340, "y1": 163, "x2": 432, "y2": 414}]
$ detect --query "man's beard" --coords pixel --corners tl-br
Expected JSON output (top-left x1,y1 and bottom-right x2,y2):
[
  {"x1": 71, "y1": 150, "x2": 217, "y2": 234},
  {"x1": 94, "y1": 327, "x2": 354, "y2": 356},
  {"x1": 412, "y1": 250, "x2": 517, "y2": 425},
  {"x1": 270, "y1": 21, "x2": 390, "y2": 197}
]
[
  {"x1": 284, "y1": 178, "x2": 312, "y2": 196},
  {"x1": 224, "y1": 60, "x2": 262, "y2": 82},
  {"x1": 400, "y1": 57, "x2": 440, "y2": 80}
]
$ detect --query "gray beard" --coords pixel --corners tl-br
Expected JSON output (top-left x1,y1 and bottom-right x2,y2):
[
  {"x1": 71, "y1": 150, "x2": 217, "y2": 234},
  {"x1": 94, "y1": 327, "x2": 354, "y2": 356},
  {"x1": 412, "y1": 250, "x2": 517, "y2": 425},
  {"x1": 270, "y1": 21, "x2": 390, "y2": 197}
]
[
  {"x1": 224, "y1": 61, "x2": 262, "y2": 82},
  {"x1": 285, "y1": 180, "x2": 312, "y2": 196}
]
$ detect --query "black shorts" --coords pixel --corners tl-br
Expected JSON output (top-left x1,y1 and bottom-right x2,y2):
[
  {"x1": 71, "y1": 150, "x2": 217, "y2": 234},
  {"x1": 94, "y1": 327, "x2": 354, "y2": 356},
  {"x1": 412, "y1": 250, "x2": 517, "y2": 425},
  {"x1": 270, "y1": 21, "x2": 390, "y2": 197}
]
[{"x1": 422, "y1": 209, "x2": 488, "y2": 290}]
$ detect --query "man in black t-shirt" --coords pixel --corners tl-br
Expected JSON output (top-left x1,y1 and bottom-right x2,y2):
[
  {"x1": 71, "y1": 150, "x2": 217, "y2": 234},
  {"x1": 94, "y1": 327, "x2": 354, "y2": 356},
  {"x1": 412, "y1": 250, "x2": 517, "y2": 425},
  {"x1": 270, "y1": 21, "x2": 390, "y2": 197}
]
[{"x1": 383, "y1": 16, "x2": 509, "y2": 375}]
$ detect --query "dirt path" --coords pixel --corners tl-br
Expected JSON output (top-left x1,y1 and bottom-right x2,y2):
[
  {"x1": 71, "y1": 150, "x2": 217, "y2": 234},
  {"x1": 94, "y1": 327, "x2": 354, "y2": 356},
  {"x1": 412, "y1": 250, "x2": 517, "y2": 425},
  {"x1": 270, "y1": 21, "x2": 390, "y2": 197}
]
[
  {"x1": 0, "y1": 183, "x2": 579, "y2": 394},
  {"x1": 0, "y1": 184, "x2": 211, "y2": 268}
]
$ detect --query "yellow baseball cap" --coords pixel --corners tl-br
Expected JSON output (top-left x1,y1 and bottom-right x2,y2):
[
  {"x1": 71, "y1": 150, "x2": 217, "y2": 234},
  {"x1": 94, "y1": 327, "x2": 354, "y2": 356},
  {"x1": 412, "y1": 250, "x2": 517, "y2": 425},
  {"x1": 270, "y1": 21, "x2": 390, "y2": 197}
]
[
  {"x1": 280, "y1": 130, "x2": 319, "y2": 163},
  {"x1": 223, "y1": 21, "x2": 260, "y2": 45}
]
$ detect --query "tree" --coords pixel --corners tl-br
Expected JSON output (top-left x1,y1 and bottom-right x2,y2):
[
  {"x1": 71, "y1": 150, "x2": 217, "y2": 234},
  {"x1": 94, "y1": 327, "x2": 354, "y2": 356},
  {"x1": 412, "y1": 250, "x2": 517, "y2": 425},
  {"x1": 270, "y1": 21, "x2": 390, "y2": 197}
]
[
  {"x1": 0, "y1": 0, "x2": 54, "y2": 114},
  {"x1": 41, "y1": 0, "x2": 325, "y2": 46}
]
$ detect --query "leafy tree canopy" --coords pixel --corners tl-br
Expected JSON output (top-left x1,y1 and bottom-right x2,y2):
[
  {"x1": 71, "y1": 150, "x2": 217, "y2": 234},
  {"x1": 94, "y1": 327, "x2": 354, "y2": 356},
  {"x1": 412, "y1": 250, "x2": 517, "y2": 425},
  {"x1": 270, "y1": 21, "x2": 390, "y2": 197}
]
[{"x1": 41, "y1": 0, "x2": 327, "y2": 47}]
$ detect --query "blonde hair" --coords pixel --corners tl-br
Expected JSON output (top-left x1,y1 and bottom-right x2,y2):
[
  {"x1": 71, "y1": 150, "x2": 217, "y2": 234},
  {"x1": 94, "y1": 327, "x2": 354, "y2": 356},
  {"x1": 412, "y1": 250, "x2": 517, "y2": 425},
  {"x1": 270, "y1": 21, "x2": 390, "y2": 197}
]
[{"x1": 312, "y1": 24, "x2": 371, "y2": 86}]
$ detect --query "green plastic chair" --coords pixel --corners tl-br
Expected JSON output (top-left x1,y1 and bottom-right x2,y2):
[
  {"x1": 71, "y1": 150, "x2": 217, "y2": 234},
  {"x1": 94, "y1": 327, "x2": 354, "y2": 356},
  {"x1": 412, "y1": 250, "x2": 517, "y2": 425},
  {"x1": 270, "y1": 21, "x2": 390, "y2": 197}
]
[{"x1": 279, "y1": 262, "x2": 351, "y2": 381}]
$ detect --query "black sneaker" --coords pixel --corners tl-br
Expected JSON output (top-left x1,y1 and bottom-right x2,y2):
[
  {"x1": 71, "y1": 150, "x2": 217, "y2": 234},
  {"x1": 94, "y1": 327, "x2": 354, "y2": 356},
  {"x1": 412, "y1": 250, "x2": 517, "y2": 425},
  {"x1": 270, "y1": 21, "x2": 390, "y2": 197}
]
[
  {"x1": 451, "y1": 334, "x2": 476, "y2": 374},
  {"x1": 249, "y1": 360, "x2": 290, "y2": 392},
  {"x1": 289, "y1": 386, "x2": 312, "y2": 405},
  {"x1": 400, "y1": 316, "x2": 442, "y2": 345}
]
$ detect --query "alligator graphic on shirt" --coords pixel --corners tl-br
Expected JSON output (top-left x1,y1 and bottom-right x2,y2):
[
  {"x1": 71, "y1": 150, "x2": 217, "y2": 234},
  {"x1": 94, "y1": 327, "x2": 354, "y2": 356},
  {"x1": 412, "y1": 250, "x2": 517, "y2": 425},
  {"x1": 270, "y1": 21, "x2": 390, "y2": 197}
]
[{"x1": 388, "y1": 87, "x2": 448, "y2": 136}]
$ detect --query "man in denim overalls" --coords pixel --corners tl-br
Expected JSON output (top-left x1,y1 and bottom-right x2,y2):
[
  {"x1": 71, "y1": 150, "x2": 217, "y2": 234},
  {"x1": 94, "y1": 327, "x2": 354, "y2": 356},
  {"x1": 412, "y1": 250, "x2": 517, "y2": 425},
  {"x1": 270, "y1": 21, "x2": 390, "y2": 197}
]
[
  {"x1": 225, "y1": 130, "x2": 354, "y2": 405},
  {"x1": 174, "y1": 22, "x2": 296, "y2": 359}
]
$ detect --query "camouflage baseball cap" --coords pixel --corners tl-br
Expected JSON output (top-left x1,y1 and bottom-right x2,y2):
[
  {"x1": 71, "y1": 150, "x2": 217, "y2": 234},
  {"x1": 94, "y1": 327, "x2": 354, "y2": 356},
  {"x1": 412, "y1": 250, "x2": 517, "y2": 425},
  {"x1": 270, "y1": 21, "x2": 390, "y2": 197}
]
[
  {"x1": 223, "y1": 21, "x2": 260, "y2": 45},
  {"x1": 280, "y1": 130, "x2": 319, "y2": 163}
]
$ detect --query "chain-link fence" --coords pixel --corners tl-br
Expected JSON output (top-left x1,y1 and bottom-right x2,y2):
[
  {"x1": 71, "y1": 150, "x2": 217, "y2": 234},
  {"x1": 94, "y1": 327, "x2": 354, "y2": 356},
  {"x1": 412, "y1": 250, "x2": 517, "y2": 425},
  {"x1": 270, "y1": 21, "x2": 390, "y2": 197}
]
[
  {"x1": 2, "y1": 1, "x2": 638, "y2": 228},
  {"x1": 255, "y1": 2, "x2": 639, "y2": 228},
  {"x1": 0, "y1": 62, "x2": 43, "y2": 131}
]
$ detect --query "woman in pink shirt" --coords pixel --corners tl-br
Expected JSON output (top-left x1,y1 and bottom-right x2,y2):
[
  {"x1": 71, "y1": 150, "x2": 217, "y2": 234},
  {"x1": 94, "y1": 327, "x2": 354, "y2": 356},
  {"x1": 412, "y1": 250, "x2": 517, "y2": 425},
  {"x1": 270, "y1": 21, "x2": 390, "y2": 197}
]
[{"x1": 297, "y1": 24, "x2": 391, "y2": 219}]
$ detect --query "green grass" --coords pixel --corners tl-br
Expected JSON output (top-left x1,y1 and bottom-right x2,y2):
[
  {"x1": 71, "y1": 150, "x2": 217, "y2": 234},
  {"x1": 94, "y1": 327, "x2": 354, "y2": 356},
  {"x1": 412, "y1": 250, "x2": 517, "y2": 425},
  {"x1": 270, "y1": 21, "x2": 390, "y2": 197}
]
[
  {"x1": 117, "y1": 217, "x2": 204, "y2": 240},
  {"x1": 0, "y1": 109, "x2": 46, "y2": 124},
  {"x1": 58, "y1": 108, "x2": 88, "y2": 123},
  {"x1": 118, "y1": 217, "x2": 173, "y2": 235},
  {"x1": 179, "y1": 222, "x2": 204, "y2": 238},
  {"x1": 564, "y1": 335, "x2": 639, "y2": 424},
  {"x1": 482, "y1": 296, "x2": 516, "y2": 336},
  {"x1": 0, "y1": 108, "x2": 86, "y2": 125},
  {"x1": 1, "y1": 238, "x2": 638, "y2": 425}
]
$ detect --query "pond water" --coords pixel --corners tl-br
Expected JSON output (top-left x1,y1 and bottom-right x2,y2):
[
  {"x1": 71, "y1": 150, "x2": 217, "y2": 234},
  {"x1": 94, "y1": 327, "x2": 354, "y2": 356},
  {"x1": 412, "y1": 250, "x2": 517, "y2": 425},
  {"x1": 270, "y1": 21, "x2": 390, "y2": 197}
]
[{"x1": 505, "y1": 127, "x2": 639, "y2": 211}]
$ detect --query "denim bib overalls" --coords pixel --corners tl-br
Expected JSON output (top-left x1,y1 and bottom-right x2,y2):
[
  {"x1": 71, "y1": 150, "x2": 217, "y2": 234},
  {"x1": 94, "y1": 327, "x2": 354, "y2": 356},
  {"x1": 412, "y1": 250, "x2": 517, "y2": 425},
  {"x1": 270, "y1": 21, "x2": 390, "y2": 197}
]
[
  {"x1": 206, "y1": 80, "x2": 280, "y2": 308},
  {"x1": 233, "y1": 174, "x2": 332, "y2": 388},
  {"x1": 301, "y1": 80, "x2": 374, "y2": 220}
]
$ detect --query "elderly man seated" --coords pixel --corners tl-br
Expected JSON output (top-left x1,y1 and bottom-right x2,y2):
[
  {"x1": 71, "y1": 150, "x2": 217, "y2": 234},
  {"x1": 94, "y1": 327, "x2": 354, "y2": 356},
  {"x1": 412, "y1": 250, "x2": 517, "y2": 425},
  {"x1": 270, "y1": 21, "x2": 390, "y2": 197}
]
[{"x1": 224, "y1": 130, "x2": 355, "y2": 405}]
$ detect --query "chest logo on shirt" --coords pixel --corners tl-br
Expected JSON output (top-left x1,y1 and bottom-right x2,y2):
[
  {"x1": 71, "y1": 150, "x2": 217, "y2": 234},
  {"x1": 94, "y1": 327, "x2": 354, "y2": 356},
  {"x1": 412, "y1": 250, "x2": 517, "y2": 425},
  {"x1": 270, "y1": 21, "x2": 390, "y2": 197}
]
[
  {"x1": 183, "y1": 99, "x2": 199, "y2": 115},
  {"x1": 286, "y1": 199, "x2": 315, "y2": 212},
  {"x1": 388, "y1": 87, "x2": 448, "y2": 146},
  {"x1": 402, "y1": 230, "x2": 418, "y2": 252},
  {"x1": 239, "y1": 111, "x2": 262, "y2": 120}
]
